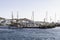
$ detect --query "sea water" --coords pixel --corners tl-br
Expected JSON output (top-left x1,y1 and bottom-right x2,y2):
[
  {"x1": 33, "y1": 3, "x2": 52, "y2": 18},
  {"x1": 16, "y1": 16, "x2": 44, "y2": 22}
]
[{"x1": 0, "y1": 27, "x2": 60, "y2": 40}]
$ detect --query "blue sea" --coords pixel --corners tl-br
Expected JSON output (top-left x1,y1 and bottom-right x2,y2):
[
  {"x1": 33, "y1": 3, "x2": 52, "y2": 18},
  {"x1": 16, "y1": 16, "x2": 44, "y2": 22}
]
[{"x1": 0, "y1": 27, "x2": 60, "y2": 40}]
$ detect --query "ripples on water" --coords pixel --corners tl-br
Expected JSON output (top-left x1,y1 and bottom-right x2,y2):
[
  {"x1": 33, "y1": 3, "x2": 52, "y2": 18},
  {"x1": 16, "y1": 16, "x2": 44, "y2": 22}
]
[{"x1": 0, "y1": 27, "x2": 60, "y2": 40}]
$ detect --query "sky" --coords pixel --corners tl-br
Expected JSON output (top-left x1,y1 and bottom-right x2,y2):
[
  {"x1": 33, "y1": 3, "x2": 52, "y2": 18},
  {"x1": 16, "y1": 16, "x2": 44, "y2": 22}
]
[{"x1": 0, "y1": 0, "x2": 60, "y2": 22}]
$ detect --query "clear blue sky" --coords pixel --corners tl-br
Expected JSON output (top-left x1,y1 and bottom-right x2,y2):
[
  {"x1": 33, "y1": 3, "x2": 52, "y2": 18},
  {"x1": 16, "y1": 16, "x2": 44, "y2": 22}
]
[{"x1": 0, "y1": 0, "x2": 60, "y2": 22}]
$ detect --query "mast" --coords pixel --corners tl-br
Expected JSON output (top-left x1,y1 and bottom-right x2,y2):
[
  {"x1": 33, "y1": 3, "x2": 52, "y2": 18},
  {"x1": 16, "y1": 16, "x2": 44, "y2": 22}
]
[
  {"x1": 11, "y1": 11, "x2": 14, "y2": 25},
  {"x1": 55, "y1": 12, "x2": 56, "y2": 22},
  {"x1": 17, "y1": 11, "x2": 18, "y2": 20},
  {"x1": 32, "y1": 11, "x2": 34, "y2": 27},
  {"x1": 44, "y1": 11, "x2": 48, "y2": 22},
  {"x1": 12, "y1": 12, "x2": 13, "y2": 20},
  {"x1": 50, "y1": 16, "x2": 52, "y2": 22},
  {"x1": 46, "y1": 11, "x2": 48, "y2": 22},
  {"x1": 44, "y1": 18, "x2": 45, "y2": 22},
  {"x1": 16, "y1": 11, "x2": 19, "y2": 23},
  {"x1": 32, "y1": 11, "x2": 34, "y2": 21},
  {"x1": 12, "y1": 11, "x2": 13, "y2": 22}
]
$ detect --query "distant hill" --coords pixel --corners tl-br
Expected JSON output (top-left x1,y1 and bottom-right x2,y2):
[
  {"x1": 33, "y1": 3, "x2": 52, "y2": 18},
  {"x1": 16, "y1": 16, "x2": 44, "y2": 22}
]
[{"x1": 0, "y1": 17, "x2": 5, "y2": 20}]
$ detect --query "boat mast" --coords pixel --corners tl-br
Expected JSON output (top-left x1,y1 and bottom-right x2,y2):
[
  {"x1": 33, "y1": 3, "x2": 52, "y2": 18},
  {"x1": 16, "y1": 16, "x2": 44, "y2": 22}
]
[
  {"x1": 11, "y1": 11, "x2": 14, "y2": 25},
  {"x1": 16, "y1": 11, "x2": 19, "y2": 23},
  {"x1": 32, "y1": 11, "x2": 34, "y2": 27},
  {"x1": 44, "y1": 11, "x2": 48, "y2": 22},
  {"x1": 17, "y1": 11, "x2": 18, "y2": 19},
  {"x1": 46, "y1": 12, "x2": 48, "y2": 22},
  {"x1": 32, "y1": 11, "x2": 34, "y2": 21},
  {"x1": 55, "y1": 12, "x2": 56, "y2": 23},
  {"x1": 12, "y1": 11, "x2": 13, "y2": 23},
  {"x1": 50, "y1": 16, "x2": 52, "y2": 22}
]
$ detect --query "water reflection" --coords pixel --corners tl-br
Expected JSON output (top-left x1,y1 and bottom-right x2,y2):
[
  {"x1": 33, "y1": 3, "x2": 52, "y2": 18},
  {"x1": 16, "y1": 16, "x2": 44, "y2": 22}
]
[
  {"x1": 0, "y1": 27, "x2": 59, "y2": 40},
  {"x1": 0, "y1": 37, "x2": 55, "y2": 40}
]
